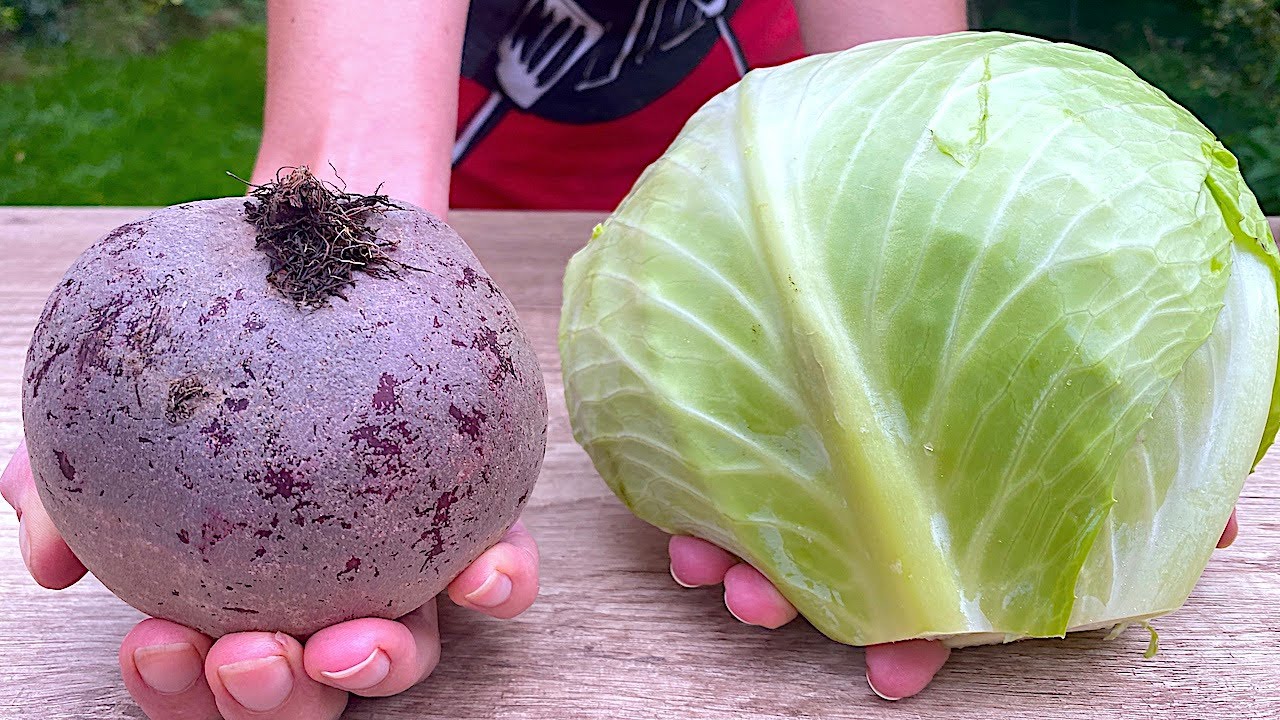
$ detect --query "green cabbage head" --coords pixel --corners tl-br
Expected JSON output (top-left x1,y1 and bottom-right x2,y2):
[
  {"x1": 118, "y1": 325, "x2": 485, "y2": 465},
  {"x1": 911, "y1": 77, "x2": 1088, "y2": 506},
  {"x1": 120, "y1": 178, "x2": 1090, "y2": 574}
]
[{"x1": 559, "y1": 32, "x2": 1280, "y2": 647}]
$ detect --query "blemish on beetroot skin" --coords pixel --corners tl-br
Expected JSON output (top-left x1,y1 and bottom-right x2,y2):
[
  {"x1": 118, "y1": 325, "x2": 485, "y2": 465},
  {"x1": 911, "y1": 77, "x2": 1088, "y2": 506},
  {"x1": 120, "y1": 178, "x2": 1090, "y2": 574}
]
[
  {"x1": 372, "y1": 373, "x2": 400, "y2": 414},
  {"x1": 200, "y1": 418, "x2": 236, "y2": 456},
  {"x1": 413, "y1": 526, "x2": 441, "y2": 556},
  {"x1": 125, "y1": 302, "x2": 171, "y2": 356},
  {"x1": 243, "y1": 314, "x2": 267, "y2": 332},
  {"x1": 261, "y1": 467, "x2": 310, "y2": 501},
  {"x1": 412, "y1": 487, "x2": 460, "y2": 567},
  {"x1": 177, "y1": 529, "x2": 191, "y2": 544},
  {"x1": 470, "y1": 327, "x2": 517, "y2": 381},
  {"x1": 76, "y1": 295, "x2": 133, "y2": 374},
  {"x1": 53, "y1": 450, "x2": 76, "y2": 482},
  {"x1": 198, "y1": 510, "x2": 244, "y2": 554},
  {"x1": 435, "y1": 487, "x2": 459, "y2": 514},
  {"x1": 337, "y1": 556, "x2": 361, "y2": 580},
  {"x1": 165, "y1": 376, "x2": 209, "y2": 423},
  {"x1": 454, "y1": 265, "x2": 500, "y2": 295},
  {"x1": 101, "y1": 222, "x2": 147, "y2": 255},
  {"x1": 350, "y1": 422, "x2": 413, "y2": 456},
  {"x1": 199, "y1": 296, "x2": 230, "y2": 325},
  {"x1": 28, "y1": 340, "x2": 70, "y2": 399},
  {"x1": 448, "y1": 404, "x2": 487, "y2": 441},
  {"x1": 456, "y1": 266, "x2": 479, "y2": 288},
  {"x1": 223, "y1": 397, "x2": 249, "y2": 412}
]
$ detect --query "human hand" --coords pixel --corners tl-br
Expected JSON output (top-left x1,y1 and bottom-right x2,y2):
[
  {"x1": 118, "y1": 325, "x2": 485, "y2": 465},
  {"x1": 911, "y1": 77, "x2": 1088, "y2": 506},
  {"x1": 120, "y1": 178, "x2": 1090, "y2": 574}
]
[
  {"x1": 667, "y1": 508, "x2": 1240, "y2": 701},
  {"x1": 3, "y1": 440, "x2": 540, "y2": 720}
]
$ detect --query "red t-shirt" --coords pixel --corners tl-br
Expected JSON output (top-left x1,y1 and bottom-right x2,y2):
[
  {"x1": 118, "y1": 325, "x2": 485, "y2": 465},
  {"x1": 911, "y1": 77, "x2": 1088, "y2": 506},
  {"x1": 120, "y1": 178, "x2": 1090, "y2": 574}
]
[{"x1": 451, "y1": 0, "x2": 804, "y2": 211}]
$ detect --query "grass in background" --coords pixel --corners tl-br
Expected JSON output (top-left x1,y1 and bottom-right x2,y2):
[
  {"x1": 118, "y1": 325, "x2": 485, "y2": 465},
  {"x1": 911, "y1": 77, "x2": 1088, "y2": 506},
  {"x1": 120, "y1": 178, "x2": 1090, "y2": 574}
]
[{"x1": 0, "y1": 24, "x2": 265, "y2": 205}]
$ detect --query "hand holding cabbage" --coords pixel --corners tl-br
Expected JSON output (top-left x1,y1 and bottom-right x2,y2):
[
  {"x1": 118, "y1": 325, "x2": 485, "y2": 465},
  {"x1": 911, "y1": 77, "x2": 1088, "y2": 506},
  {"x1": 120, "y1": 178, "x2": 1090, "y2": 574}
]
[{"x1": 560, "y1": 30, "x2": 1276, "y2": 680}]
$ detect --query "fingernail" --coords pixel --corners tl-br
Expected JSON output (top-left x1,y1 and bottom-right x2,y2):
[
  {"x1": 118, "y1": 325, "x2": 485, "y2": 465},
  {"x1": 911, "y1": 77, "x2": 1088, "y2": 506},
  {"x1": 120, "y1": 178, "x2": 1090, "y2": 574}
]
[
  {"x1": 724, "y1": 592, "x2": 749, "y2": 626},
  {"x1": 133, "y1": 643, "x2": 203, "y2": 695},
  {"x1": 670, "y1": 565, "x2": 697, "y2": 588},
  {"x1": 320, "y1": 648, "x2": 390, "y2": 691},
  {"x1": 18, "y1": 517, "x2": 31, "y2": 573},
  {"x1": 218, "y1": 655, "x2": 293, "y2": 712},
  {"x1": 464, "y1": 570, "x2": 513, "y2": 608},
  {"x1": 867, "y1": 671, "x2": 903, "y2": 702}
]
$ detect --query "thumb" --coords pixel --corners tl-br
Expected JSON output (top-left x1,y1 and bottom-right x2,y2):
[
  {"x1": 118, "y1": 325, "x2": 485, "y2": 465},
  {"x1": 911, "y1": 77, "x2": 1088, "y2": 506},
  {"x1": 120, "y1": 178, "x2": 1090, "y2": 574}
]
[
  {"x1": 2, "y1": 440, "x2": 87, "y2": 589},
  {"x1": 865, "y1": 639, "x2": 951, "y2": 701},
  {"x1": 1216, "y1": 507, "x2": 1238, "y2": 549}
]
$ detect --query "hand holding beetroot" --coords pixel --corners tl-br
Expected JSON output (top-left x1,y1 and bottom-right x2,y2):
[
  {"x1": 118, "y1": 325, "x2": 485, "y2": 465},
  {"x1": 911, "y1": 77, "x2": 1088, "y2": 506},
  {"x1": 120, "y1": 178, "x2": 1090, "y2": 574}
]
[{"x1": 5, "y1": 168, "x2": 547, "y2": 718}]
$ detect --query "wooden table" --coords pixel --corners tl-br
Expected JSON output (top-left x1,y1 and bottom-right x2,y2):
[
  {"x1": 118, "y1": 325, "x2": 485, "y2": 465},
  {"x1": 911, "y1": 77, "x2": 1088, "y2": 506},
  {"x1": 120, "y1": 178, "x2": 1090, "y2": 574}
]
[{"x1": 2, "y1": 208, "x2": 1278, "y2": 720}]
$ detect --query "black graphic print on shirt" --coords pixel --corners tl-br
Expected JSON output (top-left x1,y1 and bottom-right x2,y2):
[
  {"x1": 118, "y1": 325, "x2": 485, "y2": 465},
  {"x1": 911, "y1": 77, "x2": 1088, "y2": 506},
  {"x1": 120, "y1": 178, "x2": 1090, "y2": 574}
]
[{"x1": 455, "y1": 0, "x2": 747, "y2": 164}]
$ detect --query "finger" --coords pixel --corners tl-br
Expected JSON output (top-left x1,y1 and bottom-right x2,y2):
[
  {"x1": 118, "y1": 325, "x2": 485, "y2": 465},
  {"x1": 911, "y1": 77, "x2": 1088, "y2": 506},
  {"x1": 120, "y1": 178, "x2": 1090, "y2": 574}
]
[
  {"x1": 0, "y1": 441, "x2": 26, "y2": 509},
  {"x1": 1, "y1": 441, "x2": 86, "y2": 589},
  {"x1": 1217, "y1": 508, "x2": 1238, "y2": 549},
  {"x1": 206, "y1": 631, "x2": 347, "y2": 720},
  {"x1": 864, "y1": 639, "x2": 951, "y2": 701},
  {"x1": 446, "y1": 520, "x2": 539, "y2": 619},
  {"x1": 304, "y1": 599, "x2": 442, "y2": 697},
  {"x1": 668, "y1": 535, "x2": 738, "y2": 588},
  {"x1": 722, "y1": 562, "x2": 798, "y2": 629},
  {"x1": 119, "y1": 619, "x2": 220, "y2": 720}
]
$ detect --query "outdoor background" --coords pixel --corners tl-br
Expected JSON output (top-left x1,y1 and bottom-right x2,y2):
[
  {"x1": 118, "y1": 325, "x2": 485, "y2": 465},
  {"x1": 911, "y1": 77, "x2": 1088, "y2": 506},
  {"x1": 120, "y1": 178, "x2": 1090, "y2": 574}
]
[{"x1": 0, "y1": 0, "x2": 1276, "y2": 212}]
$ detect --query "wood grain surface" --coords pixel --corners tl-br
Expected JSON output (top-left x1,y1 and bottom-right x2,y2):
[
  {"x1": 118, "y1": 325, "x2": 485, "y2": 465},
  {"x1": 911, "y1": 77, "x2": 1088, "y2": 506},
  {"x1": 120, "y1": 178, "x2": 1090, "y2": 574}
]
[{"x1": 1, "y1": 208, "x2": 1278, "y2": 719}]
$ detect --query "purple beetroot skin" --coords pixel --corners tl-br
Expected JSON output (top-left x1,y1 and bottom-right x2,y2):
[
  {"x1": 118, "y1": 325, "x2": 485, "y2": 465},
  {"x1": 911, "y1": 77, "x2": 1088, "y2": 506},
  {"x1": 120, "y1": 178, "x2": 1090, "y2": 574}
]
[{"x1": 21, "y1": 196, "x2": 547, "y2": 636}]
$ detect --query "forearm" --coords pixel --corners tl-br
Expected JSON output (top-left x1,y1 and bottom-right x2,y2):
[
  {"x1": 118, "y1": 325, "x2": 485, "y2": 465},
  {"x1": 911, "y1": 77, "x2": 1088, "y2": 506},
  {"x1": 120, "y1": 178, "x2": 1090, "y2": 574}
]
[
  {"x1": 253, "y1": 0, "x2": 468, "y2": 216},
  {"x1": 793, "y1": 0, "x2": 968, "y2": 54}
]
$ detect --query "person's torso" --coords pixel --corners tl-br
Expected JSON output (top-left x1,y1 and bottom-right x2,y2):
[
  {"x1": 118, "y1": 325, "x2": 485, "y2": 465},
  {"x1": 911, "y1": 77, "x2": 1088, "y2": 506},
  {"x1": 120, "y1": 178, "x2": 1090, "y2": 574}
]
[{"x1": 451, "y1": 0, "x2": 804, "y2": 210}]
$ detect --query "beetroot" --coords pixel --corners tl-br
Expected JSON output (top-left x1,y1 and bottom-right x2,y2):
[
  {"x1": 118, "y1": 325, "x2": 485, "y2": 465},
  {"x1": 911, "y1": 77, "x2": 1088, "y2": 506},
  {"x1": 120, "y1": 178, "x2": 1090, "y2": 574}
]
[{"x1": 21, "y1": 172, "x2": 547, "y2": 636}]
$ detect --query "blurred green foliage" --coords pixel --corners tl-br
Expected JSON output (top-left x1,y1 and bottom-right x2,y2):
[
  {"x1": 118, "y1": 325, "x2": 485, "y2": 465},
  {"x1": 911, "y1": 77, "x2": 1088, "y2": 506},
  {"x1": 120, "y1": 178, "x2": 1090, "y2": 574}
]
[
  {"x1": 0, "y1": 0, "x2": 1275, "y2": 212},
  {"x1": 0, "y1": 0, "x2": 262, "y2": 47},
  {"x1": 0, "y1": 0, "x2": 69, "y2": 44},
  {"x1": 0, "y1": 25, "x2": 265, "y2": 204},
  {"x1": 972, "y1": 0, "x2": 1280, "y2": 213}
]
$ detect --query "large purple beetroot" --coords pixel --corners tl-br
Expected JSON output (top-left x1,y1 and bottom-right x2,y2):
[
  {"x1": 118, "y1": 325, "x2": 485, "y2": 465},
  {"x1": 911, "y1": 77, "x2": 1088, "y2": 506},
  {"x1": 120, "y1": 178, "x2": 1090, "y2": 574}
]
[{"x1": 21, "y1": 171, "x2": 547, "y2": 636}]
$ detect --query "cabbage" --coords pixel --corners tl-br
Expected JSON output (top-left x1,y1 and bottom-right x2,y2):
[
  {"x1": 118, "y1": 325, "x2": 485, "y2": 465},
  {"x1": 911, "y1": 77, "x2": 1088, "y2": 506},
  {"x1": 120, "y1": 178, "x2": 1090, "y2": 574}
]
[{"x1": 559, "y1": 32, "x2": 1280, "y2": 647}]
